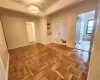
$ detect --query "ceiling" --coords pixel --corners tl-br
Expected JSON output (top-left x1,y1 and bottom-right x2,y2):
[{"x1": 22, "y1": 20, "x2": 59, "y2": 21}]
[
  {"x1": 10, "y1": 0, "x2": 60, "y2": 10},
  {"x1": 0, "y1": 0, "x2": 83, "y2": 16}
]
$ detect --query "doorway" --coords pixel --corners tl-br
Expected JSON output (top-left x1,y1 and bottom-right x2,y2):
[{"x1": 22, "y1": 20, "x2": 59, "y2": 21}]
[
  {"x1": 26, "y1": 22, "x2": 36, "y2": 44},
  {"x1": 54, "y1": 18, "x2": 67, "y2": 45},
  {"x1": 75, "y1": 10, "x2": 95, "y2": 52}
]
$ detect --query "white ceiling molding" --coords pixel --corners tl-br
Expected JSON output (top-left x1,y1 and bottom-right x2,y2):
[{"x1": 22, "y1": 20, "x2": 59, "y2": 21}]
[
  {"x1": 0, "y1": 0, "x2": 44, "y2": 16},
  {"x1": 10, "y1": 0, "x2": 60, "y2": 10},
  {"x1": 43, "y1": 0, "x2": 84, "y2": 16},
  {"x1": 0, "y1": 0, "x2": 83, "y2": 17}
]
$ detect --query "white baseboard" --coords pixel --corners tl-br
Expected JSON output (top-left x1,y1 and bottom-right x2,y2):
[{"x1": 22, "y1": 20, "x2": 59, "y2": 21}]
[{"x1": 6, "y1": 53, "x2": 9, "y2": 80}]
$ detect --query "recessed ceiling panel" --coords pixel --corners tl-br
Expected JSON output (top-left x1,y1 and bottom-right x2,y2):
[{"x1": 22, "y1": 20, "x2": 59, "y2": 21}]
[{"x1": 10, "y1": 0, "x2": 60, "y2": 10}]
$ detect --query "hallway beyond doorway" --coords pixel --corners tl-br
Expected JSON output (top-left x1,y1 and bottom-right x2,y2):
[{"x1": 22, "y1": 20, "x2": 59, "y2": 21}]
[{"x1": 75, "y1": 10, "x2": 95, "y2": 52}]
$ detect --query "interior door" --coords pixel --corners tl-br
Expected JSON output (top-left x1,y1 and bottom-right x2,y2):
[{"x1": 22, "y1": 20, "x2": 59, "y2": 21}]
[
  {"x1": 59, "y1": 19, "x2": 67, "y2": 45},
  {"x1": 76, "y1": 16, "x2": 82, "y2": 44},
  {"x1": 54, "y1": 22, "x2": 59, "y2": 43},
  {"x1": 26, "y1": 22, "x2": 36, "y2": 42},
  {"x1": 58, "y1": 21, "x2": 62, "y2": 44},
  {"x1": 54, "y1": 18, "x2": 67, "y2": 45}
]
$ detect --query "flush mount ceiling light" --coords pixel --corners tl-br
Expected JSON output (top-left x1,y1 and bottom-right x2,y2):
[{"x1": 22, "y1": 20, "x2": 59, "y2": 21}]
[{"x1": 28, "y1": 5, "x2": 39, "y2": 14}]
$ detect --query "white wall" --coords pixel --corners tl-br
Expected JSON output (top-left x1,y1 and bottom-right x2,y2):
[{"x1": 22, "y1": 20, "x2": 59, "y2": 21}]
[
  {"x1": 0, "y1": 57, "x2": 6, "y2": 80},
  {"x1": 88, "y1": 1, "x2": 100, "y2": 79},
  {"x1": 1, "y1": 15, "x2": 29, "y2": 50},
  {"x1": 0, "y1": 11, "x2": 40, "y2": 50},
  {"x1": 37, "y1": 17, "x2": 48, "y2": 44},
  {"x1": 0, "y1": 20, "x2": 8, "y2": 80}
]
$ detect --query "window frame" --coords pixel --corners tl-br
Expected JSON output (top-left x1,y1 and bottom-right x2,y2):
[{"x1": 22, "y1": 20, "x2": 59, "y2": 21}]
[{"x1": 86, "y1": 19, "x2": 94, "y2": 34}]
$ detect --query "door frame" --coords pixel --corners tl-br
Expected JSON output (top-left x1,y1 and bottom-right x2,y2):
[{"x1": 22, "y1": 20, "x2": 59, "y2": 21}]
[{"x1": 75, "y1": 10, "x2": 96, "y2": 52}]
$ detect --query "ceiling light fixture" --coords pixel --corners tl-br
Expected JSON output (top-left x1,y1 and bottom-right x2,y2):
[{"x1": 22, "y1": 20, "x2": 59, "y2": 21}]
[{"x1": 28, "y1": 5, "x2": 39, "y2": 14}]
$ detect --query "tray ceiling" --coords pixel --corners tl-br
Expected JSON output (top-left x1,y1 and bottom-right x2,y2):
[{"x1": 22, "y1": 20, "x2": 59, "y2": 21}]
[{"x1": 10, "y1": 0, "x2": 60, "y2": 10}]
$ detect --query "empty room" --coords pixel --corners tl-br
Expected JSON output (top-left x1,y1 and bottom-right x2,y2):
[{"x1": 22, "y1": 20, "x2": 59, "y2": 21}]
[{"x1": 0, "y1": 0, "x2": 100, "y2": 80}]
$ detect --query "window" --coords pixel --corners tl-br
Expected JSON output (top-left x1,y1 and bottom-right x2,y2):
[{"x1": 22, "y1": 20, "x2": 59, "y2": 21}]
[{"x1": 86, "y1": 19, "x2": 94, "y2": 34}]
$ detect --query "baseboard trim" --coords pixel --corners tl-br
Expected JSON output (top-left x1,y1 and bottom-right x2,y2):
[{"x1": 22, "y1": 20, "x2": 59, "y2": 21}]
[{"x1": 6, "y1": 53, "x2": 9, "y2": 80}]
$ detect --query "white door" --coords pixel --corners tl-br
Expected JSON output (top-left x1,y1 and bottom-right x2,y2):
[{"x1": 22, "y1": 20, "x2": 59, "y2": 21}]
[
  {"x1": 54, "y1": 18, "x2": 67, "y2": 45},
  {"x1": 54, "y1": 22, "x2": 59, "y2": 43},
  {"x1": 76, "y1": 16, "x2": 82, "y2": 44},
  {"x1": 59, "y1": 19, "x2": 67, "y2": 45},
  {"x1": 26, "y1": 22, "x2": 36, "y2": 42}
]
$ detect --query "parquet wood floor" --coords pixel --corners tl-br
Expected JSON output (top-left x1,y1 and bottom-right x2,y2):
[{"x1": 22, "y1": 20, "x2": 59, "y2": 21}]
[{"x1": 8, "y1": 43, "x2": 89, "y2": 80}]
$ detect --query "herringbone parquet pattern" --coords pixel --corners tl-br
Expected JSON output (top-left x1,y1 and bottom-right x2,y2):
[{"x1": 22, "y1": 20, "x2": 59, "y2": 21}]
[{"x1": 8, "y1": 43, "x2": 89, "y2": 80}]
